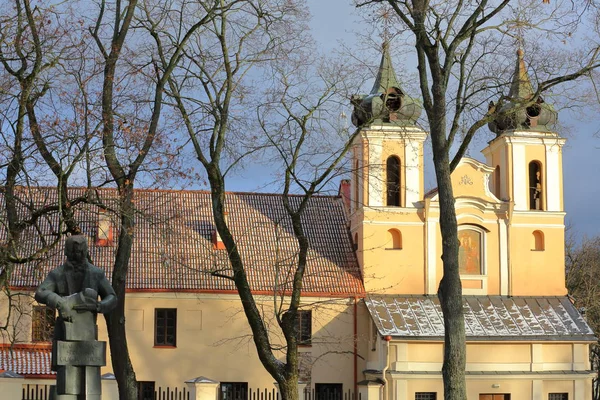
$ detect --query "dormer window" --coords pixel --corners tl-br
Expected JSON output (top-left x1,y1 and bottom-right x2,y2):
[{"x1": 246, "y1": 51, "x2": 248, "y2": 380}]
[
  {"x1": 96, "y1": 209, "x2": 113, "y2": 246},
  {"x1": 212, "y1": 212, "x2": 228, "y2": 250},
  {"x1": 386, "y1": 156, "x2": 401, "y2": 206}
]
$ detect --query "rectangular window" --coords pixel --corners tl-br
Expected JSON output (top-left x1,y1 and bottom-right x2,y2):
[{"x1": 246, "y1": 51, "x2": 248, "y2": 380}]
[
  {"x1": 315, "y1": 384, "x2": 343, "y2": 400},
  {"x1": 298, "y1": 310, "x2": 312, "y2": 345},
  {"x1": 138, "y1": 381, "x2": 155, "y2": 400},
  {"x1": 32, "y1": 306, "x2": 55, "y2": 342},
  {"x1": 220, "y1": 382, "x2": 248, "y2": 400},
  {"x1": 549, "y1": 394, "x2": 568, "y2": 400},
  {"x1": 479, "y1": 395, "x2": 511, "y2": 400},
  {"x1": 415, "y1": 393, "x2": 436, "y2": 400},
  {"x1": 154, "y1": 308, "x2": 177, "y2": 346}
]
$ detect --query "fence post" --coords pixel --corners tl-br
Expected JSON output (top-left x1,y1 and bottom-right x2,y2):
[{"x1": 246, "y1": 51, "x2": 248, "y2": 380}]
[
  {"x1": 0, "y1": 376, "x2": 26, "y2": 399},
  {"x1": 357, "y1": 380, "x2": 382, "y2": 400},
  {"x1": 101, "y1": 373, "x2": 119, "y2": 400},
  {"x1": 185, "y1": 376, "x2": 220, "y2": 400}
]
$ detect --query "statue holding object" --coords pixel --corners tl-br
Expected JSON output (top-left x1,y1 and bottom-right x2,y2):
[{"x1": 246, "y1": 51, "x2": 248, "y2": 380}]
[{"x1": 35, "y1": 235, "x2": 117, "y2": 400}]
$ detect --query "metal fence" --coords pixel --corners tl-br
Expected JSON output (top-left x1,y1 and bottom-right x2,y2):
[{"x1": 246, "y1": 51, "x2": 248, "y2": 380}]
[
  {"x1": 19, "y1": 383, "x2": 359, "y2": 400},
  {"x1": 154, "y1": 386, "x2": 190, "y2": 400},
  {"x1": 22, "y1": 384, "x2": 50, "y2": 400}
]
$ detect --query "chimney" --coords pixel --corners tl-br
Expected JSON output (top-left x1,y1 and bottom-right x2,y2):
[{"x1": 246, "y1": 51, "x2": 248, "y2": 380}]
[
  {"x1": 96, "y1": 209, "x2": 114, "y2": 246},
  {"x1": 212, "y1": 212, "x2": 228, "y2": 250},
  {"x1": 338, "y1": 179, "x2": 351, "y2": 213}
]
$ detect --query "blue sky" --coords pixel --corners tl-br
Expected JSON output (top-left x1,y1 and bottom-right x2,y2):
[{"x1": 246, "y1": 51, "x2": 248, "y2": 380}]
[{"x1": 224, "y1": 1, "x2": 598, "y2": 240}]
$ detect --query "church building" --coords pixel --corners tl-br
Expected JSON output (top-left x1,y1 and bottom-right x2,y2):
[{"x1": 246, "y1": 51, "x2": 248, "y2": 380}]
[
  {"x1": 352, "y1": 44, "x2": 596, "y2": 400},
  {"x1": 0, "y1": 45, "x2": 595, "y2": 400}
]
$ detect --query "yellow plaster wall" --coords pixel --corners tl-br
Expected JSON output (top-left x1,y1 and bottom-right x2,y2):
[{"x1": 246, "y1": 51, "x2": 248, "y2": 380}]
[
  {"x1": 509, "y1": 220, "x2": 567, "y2": 296},
  {"x1": 466, "y1": 343, "x2": 531, "y2": 364},
  {"x1": 359, "y1": 210, "x2": 425, "y2": 294},
  {"x1": 542, "y1": 344, "x2": 572, "y2": 363},
  {"x1": 99, "y1": 293, "x2": 362, "y2": 389},
  {"x1": 406, "y1": 343, "x2": 443, "y2": 363}
]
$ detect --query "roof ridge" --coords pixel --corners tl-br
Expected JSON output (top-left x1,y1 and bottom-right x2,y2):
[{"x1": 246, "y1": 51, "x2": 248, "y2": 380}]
[{"x1": 5, "y1": 185, "x2": 341, "y2": 199}]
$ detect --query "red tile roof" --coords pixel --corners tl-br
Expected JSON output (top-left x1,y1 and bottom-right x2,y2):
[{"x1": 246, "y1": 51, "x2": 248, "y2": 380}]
[
  {"x1": 4, "y1": 188, "x2": 364, "y2": 296},
  {"x1": 0, "y1": 344, "x2": 54, "y2": 377}
]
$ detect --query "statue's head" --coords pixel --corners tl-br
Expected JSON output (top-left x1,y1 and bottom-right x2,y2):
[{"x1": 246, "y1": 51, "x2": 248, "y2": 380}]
[{"x1": 65, "y1": 235, "x2": 88, "y2": 264}]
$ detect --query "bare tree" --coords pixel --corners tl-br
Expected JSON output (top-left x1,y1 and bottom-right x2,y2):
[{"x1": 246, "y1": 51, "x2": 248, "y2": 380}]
[
  {"x1": 354, "y1": 1, "x2": 600, "y2": 398},
  {"x1": 0, "y1": 0, "x2": 98, "y2": 340},
  {"x1": 87, "y1": 0, "x2": 223, "y2": 397},
  {"x1": 160, "y1": 1, "x2": 364, "y2": 397},
  {"x1": 566, "y1": 235, "x2": 600, "y2": 400}
]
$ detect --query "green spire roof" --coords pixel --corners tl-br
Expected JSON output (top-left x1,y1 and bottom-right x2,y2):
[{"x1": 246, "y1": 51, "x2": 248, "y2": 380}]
[
  {"x1": 370, "y1": 41, "x2": 401, "y2": 95},
  {"x1": 351, "y1": 41, "x2": 422, "y2": 127},
  {"x1": 508, "y1": 48, "x2": 535, "y2": 100},
  {"x1": 488, "y1": 48, "x2": 558, "y2": 134}
]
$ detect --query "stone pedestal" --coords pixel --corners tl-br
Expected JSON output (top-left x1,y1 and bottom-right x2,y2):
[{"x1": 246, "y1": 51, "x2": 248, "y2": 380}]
[{"x1": 49, "y1": 294, "x2": 107, "y2": 400}]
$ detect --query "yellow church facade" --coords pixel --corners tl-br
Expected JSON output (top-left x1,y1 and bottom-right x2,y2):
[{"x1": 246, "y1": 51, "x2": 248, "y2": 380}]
[{"x1": 351, "y1": 46, "x2": 595, "y2": 400}]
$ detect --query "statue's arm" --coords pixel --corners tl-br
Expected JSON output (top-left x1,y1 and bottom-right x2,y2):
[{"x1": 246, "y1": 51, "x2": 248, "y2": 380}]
[
  {"x1": 34, "y1": 272, "x2": 62, "y2": 310},
  {"x1": 97, "y1": 271, "x2": 117, "y2": 314}
]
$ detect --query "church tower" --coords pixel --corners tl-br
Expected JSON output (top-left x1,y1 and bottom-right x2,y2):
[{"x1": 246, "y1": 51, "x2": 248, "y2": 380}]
[
  {"x1": 349, "y1": 43, "x2": 427, "y2": 293},
  {"x1": 482, "y1": 49, "x2": 567, "y2": 295}
]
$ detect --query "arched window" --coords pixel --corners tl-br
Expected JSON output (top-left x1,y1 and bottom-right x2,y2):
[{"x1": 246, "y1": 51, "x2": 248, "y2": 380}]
[
  {"x1": 494, "y1": 165, "x2": 501, "y2": 198},
  {"x1": 532, "y1": 230, "x2": 545, "y2": 251},
  {"x1": 529, "y1": 161, "x2": 543, "y2": 210},
  {"x1": 353, "y1": 160, "x2": 360, "y2": 210},
  {"x1": 386, "y1": 156, "x2": 401, "y2": 206},
  {"x1": 386, "y1": 229, "x2": 402, "y2": 250},
  {"x1": 458, "y1": 227, "x2": 484, "y2": 275}
]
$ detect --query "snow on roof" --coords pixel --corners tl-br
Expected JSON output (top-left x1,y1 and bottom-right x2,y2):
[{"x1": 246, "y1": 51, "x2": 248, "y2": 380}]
[{"x1": 365, "y1": 295, "x2": 596, "y2": 341}]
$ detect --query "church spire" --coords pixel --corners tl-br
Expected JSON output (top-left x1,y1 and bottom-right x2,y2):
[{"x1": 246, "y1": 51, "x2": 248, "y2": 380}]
[
  {"x1": 488, "y1": 48, "x2": 558, "y2": 134},
  {"x1": 351, "y1": 42, "x2": 421, "y2": 127},
  {"x1": 370, "y1": 41, "x2": 401, "y2": 95},
  {"x1": 508, "y1": 48, "x2": 535, "y2": 100}
]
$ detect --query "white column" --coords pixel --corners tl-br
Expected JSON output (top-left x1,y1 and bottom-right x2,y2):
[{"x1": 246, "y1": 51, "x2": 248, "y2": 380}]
[
  {"x1": 404, "y1": 140, "x2": 421, "y2": 207},
  {"x1": 545, "y1": 143, "x2": 561, "y2": 212},
  {"x1": 532, "y1": 380, "x2": 543, "y2": 400},
  {"x1": 368, "y1": 137, "x2": 383, "y2": 207},
  {"x1": 426, "y1": 217, "x2": 438, "y2": 294},
  {"x1": 499, "y1": 219, "x2": 509, "y2": 295},
  {"x1": 574, "y1": 379, "x2": 586, "y2": 400},
  {"x1": 394, "y1": 380, "x2": 407, "y2": 400},
  {"x1": 531, "y1": 344, "x2": 543, "y2": 371},
  {"x1": 511, "y1": 143, "x2": 527, "y2": 210}
]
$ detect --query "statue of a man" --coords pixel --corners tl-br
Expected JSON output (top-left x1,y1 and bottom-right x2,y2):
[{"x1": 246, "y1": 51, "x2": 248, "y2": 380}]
[
  {"x1": 35, "y1": 235, "x2": 117, "y2": 322},
  {"x1": 35, "y1": 235, "x2": 117, "y2": 400}
]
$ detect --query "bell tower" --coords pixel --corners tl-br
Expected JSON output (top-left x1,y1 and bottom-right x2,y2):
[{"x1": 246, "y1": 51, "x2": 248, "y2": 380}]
[
  {"x1": 484, "y1": 49, "x2": 564, "y2": 212},
  {"x1": 482, "y1": 49, "x2": 567, "y2": 296},
  {"x1": 349, "y1": 42, "x2": 427, "y2": 293},
  {"x1": 350, "y1": 42, "x2": 426, "y2": 212}
]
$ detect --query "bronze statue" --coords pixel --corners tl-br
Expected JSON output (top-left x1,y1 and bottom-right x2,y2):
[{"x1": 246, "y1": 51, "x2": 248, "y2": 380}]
[{"x1": 35, "y1": 235, "x2": 117, "y2": 400}]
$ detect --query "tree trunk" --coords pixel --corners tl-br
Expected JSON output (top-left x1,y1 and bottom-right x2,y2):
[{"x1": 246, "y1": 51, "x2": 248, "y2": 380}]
[
  {"x1": 277, "y1": 373, "x2": 299, "y2": 400},
  {"x1": 430, "y1": 120, "x2": 466, "y2": 400},
  {"x1": 106, "y1": 185, "x2": 138, "y2": 400}
]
